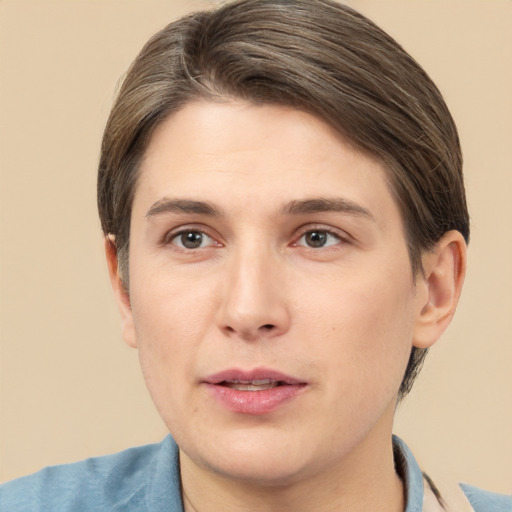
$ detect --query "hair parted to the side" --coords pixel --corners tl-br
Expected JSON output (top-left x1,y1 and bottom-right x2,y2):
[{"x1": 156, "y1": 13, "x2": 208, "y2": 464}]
[{"x1": 97, "y1": 0, "x2": 469, "y2": 399}]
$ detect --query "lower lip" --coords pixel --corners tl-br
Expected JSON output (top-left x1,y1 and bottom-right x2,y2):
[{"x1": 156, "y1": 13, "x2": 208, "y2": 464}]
[{"x1": 204, "y1": 383, "x2": 307, "y2": 415}]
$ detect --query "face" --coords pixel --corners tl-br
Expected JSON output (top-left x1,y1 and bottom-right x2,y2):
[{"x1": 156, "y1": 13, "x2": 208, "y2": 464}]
[{"x1": 116, "y1": 101, "x2": 429, "y2": 486}]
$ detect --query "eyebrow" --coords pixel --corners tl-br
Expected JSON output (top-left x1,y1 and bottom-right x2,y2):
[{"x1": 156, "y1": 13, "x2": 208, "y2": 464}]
[
  {"x1": 145, "y1": 196, "x2": 374, "y2": 221},
  {"x1": 280, "y1": 197, "x2": 375, "y2": 220},
  {"x1": 146, "y1": 199, "x2": 220, "y2": 218}
]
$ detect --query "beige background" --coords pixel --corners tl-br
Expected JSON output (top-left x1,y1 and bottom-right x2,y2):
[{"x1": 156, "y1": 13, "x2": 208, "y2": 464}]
[{"x1": 1, "y1": 0, "x2": 511, "y2": 493}]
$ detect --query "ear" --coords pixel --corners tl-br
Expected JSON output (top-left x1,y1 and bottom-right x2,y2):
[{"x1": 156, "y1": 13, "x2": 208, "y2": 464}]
[
  {"x1": 105, "y1": 236, "x2": 137, "y2": 348},
  {"x1": 413, "y1": 230, "x2": 467, "y2": 349}
]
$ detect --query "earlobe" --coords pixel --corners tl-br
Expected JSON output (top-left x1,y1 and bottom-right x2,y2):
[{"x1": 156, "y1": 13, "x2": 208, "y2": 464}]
[
  {"x1": 104, "y1": 236, "x2": 138, "y2": 349},
  {"x1": 413, "y1": 230, "x2": 467, "y2": 349}
]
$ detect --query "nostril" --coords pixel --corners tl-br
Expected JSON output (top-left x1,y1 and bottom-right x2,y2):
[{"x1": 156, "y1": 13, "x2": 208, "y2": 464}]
[{"x1": 261, "y1": 324, "x2": 275, "y2": 330}]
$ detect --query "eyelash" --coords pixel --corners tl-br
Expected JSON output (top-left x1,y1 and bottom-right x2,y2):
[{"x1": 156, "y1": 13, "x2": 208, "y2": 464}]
[
  {"x1": 294, "y1": 229, "x2": 341, "y2": 249},
  {"x1": 163, "y1": 226, "x2": 220, "y2": 250},
  {"x1": 163, "y1": 224, "x2": 350, "y2": 252},
  {"x1": 293, "y1": 225, "x2": 350, "y2": 250}
]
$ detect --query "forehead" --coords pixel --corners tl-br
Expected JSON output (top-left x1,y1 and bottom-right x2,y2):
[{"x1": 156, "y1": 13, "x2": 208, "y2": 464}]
[{"x1": 134, "y1": 100, "x2": 402, "y2": 230}]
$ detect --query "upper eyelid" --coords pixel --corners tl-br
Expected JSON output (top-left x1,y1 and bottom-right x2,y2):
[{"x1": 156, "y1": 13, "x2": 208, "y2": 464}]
[
  {"x1": 293, "y1": 230, "x2": 344, "y2": 249},
  {"x1": 158, "y1": 222, "x2": 352, "y2": 246},
  {"x1": 170, "y1": 230, "x2": 217, "y2": 249},
  {"x1": 293, "y1": 223, "x2": 353, "y2": 242},
  {"x1": 162, "y1": 224, "x2": 218, "y2": 246}
]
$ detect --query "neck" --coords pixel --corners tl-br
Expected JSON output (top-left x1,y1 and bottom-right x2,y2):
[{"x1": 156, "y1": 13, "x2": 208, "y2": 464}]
[{"x1": 180, "y1": 407, "x2": 404, "y2": 512}]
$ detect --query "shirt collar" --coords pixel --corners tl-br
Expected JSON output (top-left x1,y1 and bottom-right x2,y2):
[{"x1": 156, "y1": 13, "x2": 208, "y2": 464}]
[
  {"x1": 147, "y1": 435, "x2": 426, "y2": 512},
  {"x1": 393, "y1": 435, "x2": 425, "y2": 512}
]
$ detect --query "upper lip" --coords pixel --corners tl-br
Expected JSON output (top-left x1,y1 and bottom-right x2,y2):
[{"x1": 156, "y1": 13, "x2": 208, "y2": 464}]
[{"x1": 203, "y1": 367, "x2": 305, "y2": 385}]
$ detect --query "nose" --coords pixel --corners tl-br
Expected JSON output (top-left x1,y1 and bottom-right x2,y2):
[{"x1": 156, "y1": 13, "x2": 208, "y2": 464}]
[{"x1": 216, "y1": 247, "x2": 291, "y2": 341}]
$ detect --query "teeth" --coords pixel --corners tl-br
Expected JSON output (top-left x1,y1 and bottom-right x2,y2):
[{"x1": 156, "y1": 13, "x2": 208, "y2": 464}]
[
  {"x1": 223, "y1": 379, "x2": 280, "y2": 391},
  {"x1": 250, "y1": 379, "x2": 272, "y2": 385}
]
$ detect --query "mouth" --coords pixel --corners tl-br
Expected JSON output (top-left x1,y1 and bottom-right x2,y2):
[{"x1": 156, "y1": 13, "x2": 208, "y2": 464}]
[
  {"x1": 219, "y1": 379, "x2": 285, "y2": 391},
  {"x1": 204, "y1": 368, "x2": 305, "y2": 388},
  {"x1": 203, "y1": 368, "x2": 307, "y2": 415}
]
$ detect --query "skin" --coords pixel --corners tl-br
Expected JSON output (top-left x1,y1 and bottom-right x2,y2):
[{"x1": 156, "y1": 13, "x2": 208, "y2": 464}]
[{"x1": 106, "y1": 101, "x2": 466, "y2": 512}]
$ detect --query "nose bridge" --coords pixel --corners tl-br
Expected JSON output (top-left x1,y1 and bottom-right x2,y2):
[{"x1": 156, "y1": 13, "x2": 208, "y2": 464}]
[{"x1": 218, "y1": 240, "x2": 289, "y2": 340}]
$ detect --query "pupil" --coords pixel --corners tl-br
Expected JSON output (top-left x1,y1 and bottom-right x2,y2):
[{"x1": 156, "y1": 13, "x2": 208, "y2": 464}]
[
  {"x1": 182, "y1": 231, "x2": 202, "y2": 249},
  {"x1": 306, "y1": 231, "x2": 327, "y2": 247}
]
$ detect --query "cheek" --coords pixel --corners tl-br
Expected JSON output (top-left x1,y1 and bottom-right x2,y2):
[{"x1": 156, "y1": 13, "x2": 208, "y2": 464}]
[
  {"x1": 130, "y1": 261, "x2": 218, "y2": 338},
  {"x1": 127, "y1": 269, "x2": 214, "y2": 389},
  {"x1": 297, "y1": 272, "x2": 416, "y2": 393},
  {"x1": 129, "y1": 284, "x2": 206, "y2": 430}
]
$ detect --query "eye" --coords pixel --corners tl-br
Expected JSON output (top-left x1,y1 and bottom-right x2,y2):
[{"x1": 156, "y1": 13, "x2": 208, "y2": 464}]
[
  {"x1": 296, "y1": 229, "x2": 341, "y2": 248},
  {"x1": 170, "y1": 230, "x2": 216, "y2": 249}
]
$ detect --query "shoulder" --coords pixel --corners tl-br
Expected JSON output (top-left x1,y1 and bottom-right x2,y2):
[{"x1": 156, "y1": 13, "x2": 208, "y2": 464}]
[
  {"x1": 0, "y1": 436, "x2": 180, "y2": 512},
  {"x1": 393, "y1": 436, "x2": 511, "y2": 512},
  {"x1": 460, "y1": 483, "x2": 512, "y2": 512}
]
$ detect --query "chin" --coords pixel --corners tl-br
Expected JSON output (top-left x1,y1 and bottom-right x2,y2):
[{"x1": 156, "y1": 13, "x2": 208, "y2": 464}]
[
  {"x1": 183, "y1": 429, "x2": 323, "y2": 487},
  {"x1": 205, "y1": 456, "x2": 311, "y2": 488}
]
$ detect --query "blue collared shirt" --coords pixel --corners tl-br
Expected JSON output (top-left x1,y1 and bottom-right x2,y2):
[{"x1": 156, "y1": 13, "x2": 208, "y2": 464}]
[{"x1": 1, "y1": 436, "x2": 510, "y2": 511}]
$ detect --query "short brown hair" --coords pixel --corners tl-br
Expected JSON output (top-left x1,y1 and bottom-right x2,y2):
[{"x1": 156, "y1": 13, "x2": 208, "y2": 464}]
[{"x1": 97, "y1": 0, "x2": 469, "y2": 398}]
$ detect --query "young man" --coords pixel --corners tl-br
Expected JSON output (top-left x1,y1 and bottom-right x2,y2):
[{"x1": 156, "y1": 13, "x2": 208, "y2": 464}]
[{"x1": 1, "y1": 1, "x2": 510, "y2": 511}]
